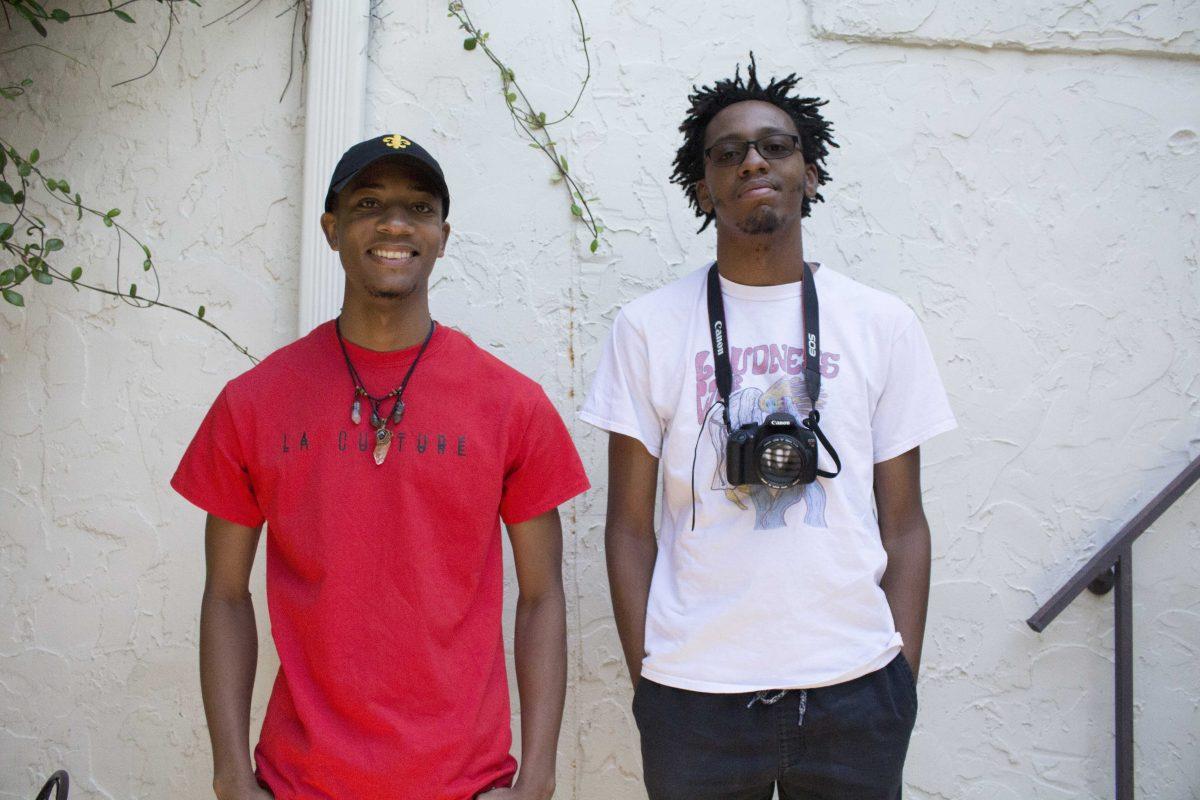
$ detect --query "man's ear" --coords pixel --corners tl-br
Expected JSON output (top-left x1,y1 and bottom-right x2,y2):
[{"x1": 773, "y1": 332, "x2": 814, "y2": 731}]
[
  {"x1": 803, "y1": 163, "x2": 818, "y2": 199},
  {"x1": 320, "y1": 211, "x2": 338, "y2": 251},
  {"x1": 437, "y1": 221, "x2": 451, "y2": 258},
  {"x1": 695, "y1": 181, "x2": 714, "y2": 214}
]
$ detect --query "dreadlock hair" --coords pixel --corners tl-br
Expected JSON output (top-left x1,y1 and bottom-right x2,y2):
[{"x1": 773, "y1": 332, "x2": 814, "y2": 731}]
[{"x1": 671, "y1": 52, "x2": 838, "y2": 232}]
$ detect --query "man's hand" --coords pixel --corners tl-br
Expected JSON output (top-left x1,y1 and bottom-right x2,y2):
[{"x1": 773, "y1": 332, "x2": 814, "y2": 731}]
[
  {"x1": 604, "y1": 432, "x2": 659, "y2": 687},
  {"x1": 201, "y1": 514, "x2": 266, "y2": 800},
  {"x1": 875, "y1": 447, "x2": 931, "y2": 679},
  {"x1": 503, "y1": 508, "x2": 568, "y2": 800}
]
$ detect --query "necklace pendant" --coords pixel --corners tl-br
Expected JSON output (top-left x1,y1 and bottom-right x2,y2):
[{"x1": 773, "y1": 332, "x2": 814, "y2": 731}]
[
  {"x1": 391, "y1": 399, "x2": 405, "y2": 424},
  {"x1": 373, "y1": 427, "x2": 393, "y2": 466},
  {"x1": 370, "y1": 410, "x2": 382, "y2": 428},
  {"x1": 350, "y1": 398, "x2": 361, "y2": 425}
]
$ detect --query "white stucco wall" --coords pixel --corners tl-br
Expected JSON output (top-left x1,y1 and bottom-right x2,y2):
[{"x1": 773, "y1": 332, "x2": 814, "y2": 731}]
[
  {"x1": 1, "y1": 5, "x2": 302, "y2": 798},
  {"x1": 2, "y1": 1, "x2": 1198, "y2": 799}
]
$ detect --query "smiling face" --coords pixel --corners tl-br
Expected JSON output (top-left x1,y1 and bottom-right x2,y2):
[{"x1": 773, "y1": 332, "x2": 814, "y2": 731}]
[
  {"x1": 695, "y1": 100, "x2": 818, "y2": 237},
  {"x1": 319, "y1": 158, "x2": 450, "y2": 305}
]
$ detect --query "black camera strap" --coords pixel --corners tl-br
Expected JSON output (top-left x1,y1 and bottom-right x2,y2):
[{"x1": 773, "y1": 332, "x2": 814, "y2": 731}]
[{"x1": 705, "y1": 262, "x2": 841, "y2": 478}]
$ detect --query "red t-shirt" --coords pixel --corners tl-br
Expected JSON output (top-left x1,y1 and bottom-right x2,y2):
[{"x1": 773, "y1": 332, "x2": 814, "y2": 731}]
[{"x1": 172, "y1": 321, "x2": 589, "y2": 800}]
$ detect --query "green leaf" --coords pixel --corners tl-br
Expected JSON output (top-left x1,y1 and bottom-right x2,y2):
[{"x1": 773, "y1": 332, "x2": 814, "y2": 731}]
[
  {"x1": 129, "y1": 283, "x2": 137, "y2": 297},
  {"x1": 102, "y1": 216, "x2": 113, "y2": 227},
  {"x1": 197, "y1": 305, "x2": 206, "y2": 319},
  {"x1": 29, "y1": 148, "x2": 39, "y2": 164},
  {"x1": 0, "y1": 150, "x2": 6, "y2": 171},
  {"x1": 0, "y1": 223, "x2": 11, "y2": 241},
  {"x1": 559, "y1": 155, "x2": 568, "y2": 172},
  {"x1": 1, "y1": 182, "x2": 16, "y2": 203},
  {"x1": 142, "y1": 259, "x2": 151, "y2": 271},
  {"x1": 44, "y1": 238, "x2": 63, "y2": 252},
  {"x1": 463, "y1": 37, "x2": 477, "y2": 50},
  {"x1": 70, "y1": 266, "x2": 82, "y2": 281},
  {"x1": 33, "y1": 269, "x2": 52, "y2": 285},
  {"x1": 46, "y1": 179, "x2": 58, "y2": 191},
  {"x1": 21, "y1": 79, "x2": 33, "y2": 87},
  {"x1": 0, "y1": 269, "x2": 13, "y2": 284},
  {"x1": 14, "y1": 265, "x2": 28, "y2": 282},
  {"x1": 59, "y1": 180, "x2": 70, "y2": 193},
  {"x1": 505, "y1": 92, "x2": 516, "y2": 104},
  {"x1": 13, "y1": 191, "x2": 24, "y2": 205},
  {"x1": 113, "y1": 9, "x2": 135, "y2": 23},
  {"x1": 29, "y1": 17, "x2": 49, "y2": 37},
  {"x1": 24, "y1": 0, "x2": 49, "y2": 15},
  {"x1": 106, "y1": 208, "x2": 120, "y2": 218},
  {"x1": 18, "y1": 162, "x2": 31, "y2": 178},
  {"x1": 141, "y1": 243, "x2": 151, "y2": 259},
  {"x1": 51, "y1": 8, "x2": 70, "y2": 22},
  {"x1": 570, "y1": 203, "x2": 582, "y2": 217},
  {"x1": 3, "y1": 289, "x2": 24, "y2": 307},
  {"x1": 590, "y1": 238, "x2": 599, "y2": 253}
]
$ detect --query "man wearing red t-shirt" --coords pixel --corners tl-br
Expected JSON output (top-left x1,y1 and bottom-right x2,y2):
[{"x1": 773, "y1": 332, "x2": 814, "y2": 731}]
[{"x1": 173, "y1": 134, "x2": 589, "y2": 800}]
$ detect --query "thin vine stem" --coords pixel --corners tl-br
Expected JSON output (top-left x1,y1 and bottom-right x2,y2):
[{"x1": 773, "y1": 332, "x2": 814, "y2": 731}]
[
  {"x1": 112, "y1": 0, "x2": 177, "y2": 87},
  {"x1": 66, "y1": 1, "x2": 140, "y2": 20},
  {"x1": 0, "y1": 135, "x2": 258, "y2": 363},
  {"x1": 448, "y1": 1, "x2": 603, "y2": 252}
]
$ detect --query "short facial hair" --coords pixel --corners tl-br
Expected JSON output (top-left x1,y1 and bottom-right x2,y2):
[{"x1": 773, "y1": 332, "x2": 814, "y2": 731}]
[
  {"x1": 366, "y1": 283, "x2": 417, "y2": 301},
  {"x1": 737, "y1": 206, "x2": 782, "y2": 235}
]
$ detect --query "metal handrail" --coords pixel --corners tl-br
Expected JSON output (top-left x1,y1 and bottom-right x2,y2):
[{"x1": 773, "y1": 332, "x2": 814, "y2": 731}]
[
  {"x1": 1026, "y1": 452, "x2": 1200, "y2": 800},
  {"x1": 1028, "y1": 454, "x2": 1200, "y2": 632}
]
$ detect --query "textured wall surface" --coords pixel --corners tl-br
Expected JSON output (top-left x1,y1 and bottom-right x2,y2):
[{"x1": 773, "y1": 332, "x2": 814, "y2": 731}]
[
  {"x1": 2, "y1": 0, "x2": 1198, "y2": 798},
  {"x1": 1, "y1": 4, "x2": 303, "y2": 798}
]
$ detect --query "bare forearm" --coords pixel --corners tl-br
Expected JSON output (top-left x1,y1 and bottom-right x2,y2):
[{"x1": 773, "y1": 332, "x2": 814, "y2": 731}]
[
  {"x1": 879, "y1": 520, "x2": 931, "y2": 676},
  {"x1": 511, "y1": 589, "x2": 567, "y2": 800},
  {"x1": 605, "y1": 524, "x2": 657, "y2": 686},
  {"x1": 200, "y1": 589, "x2": 261, "y2": 797}
]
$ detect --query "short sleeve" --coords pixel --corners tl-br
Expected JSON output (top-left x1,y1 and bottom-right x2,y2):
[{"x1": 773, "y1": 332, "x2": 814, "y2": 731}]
[
  {"x1": 499, "y1": 387, "x2": 590, "y2": 525},
  {"x1": 579, "y1": 310, "x2": 664, "y2": 457},
  {"x1": 171, "y1": 387, "x2": 266, "y2": 528},
  {"x1": 870, "y1": 315, "x2": 957, "y2": 463}
]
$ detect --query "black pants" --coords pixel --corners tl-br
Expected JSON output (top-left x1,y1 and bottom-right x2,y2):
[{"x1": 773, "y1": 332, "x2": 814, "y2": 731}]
[{"x1": 633, "y1": 654, "x2": 918, "y2": 800}]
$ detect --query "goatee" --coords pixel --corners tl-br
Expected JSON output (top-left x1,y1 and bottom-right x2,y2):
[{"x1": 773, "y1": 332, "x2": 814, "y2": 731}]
[
  {"x1": 367, "y1": 285, "x2": 417, "y2": 301},
  {"x1": 737, "y1": 207, "x2": 782, "y2": 235}
]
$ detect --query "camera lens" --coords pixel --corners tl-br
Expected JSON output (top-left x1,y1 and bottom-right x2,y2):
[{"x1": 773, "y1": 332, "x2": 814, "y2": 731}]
[{"x1": 756, "y1": 434, "x2": 809, "y2": 488}]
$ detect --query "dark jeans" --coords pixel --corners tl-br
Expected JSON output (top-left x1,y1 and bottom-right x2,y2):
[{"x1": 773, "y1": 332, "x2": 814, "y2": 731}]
[{"x1": 633, "y1": 654, "x2": 918, "y2": 800}]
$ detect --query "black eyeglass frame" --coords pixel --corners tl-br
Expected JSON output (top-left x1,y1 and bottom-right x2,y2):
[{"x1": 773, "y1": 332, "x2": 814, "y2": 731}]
[{"x1": 703, "y1": 134, "x2": 802, "y2": 167}]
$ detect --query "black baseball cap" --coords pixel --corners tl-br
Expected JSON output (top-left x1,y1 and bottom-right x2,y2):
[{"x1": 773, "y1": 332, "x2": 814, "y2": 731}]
[{"x1": 324, "y1": 134, "x2": 451, "y2": 218}]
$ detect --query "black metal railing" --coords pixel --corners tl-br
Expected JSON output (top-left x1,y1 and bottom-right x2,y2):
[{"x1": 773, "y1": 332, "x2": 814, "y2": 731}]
[{"x1": 1027, "y1": 453, "x2": 1200, "y2": 800}]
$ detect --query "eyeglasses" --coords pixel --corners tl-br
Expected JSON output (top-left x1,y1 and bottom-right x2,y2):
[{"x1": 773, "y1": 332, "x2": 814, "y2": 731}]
[{"x1": 704, "y1": 134, "x2": 801, "y2": 167}]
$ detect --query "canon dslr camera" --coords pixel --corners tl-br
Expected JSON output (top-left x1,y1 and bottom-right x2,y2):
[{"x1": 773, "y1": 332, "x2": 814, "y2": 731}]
[{"x1": 726, "y1": 412, "x2": 818, "y2": 489}]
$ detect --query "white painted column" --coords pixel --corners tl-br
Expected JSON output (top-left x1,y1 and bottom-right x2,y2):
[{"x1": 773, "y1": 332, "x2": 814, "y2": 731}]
[{"x1": 297, "y1": 0, "x2": 371, "y2": 335}]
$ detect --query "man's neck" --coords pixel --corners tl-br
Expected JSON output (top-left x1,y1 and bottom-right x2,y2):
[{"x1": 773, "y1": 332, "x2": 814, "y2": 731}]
[
  {"x1": 338, "y1": 292, "x2": 433, "y2": 352},
  {"x1": 714, "y1": 221, "x2": 807, "y2": 286}
]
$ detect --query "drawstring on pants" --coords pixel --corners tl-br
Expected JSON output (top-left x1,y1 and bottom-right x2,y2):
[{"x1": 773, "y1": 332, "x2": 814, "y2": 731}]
[{"x1": 746, "y1": 688, "x2": 809, "y2": 727}]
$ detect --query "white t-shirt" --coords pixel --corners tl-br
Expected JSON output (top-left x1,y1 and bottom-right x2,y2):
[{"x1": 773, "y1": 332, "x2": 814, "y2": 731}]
[{"x1": 581, "y1": 263, "x2": 957, "y2": 692}]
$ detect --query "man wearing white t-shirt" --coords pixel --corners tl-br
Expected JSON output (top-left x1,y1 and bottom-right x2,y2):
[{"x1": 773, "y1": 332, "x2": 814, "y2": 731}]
[{"x1": 581, "y1": 56, "x2": 957, "y2": 799}]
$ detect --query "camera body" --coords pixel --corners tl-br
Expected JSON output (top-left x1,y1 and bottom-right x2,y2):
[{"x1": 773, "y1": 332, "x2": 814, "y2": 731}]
[{"x1": 726, "y1": 411, "x2": 818, "y2": 489}]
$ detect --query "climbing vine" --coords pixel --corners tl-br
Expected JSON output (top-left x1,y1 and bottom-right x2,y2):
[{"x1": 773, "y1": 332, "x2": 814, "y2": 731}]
[
  {"x1": 449, "y1": 0, "x2": 603, "y2": 253},
  {"x1": 0, "y1": 0, "x2": 306, "y2": 363}
]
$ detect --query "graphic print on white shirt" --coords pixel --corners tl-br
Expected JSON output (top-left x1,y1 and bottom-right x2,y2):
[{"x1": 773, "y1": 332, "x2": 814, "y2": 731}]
[
  {"x1": 582, "y1": 264, "x2": 957, "y2": 692},
  {"x1": 706, "y1": 372, "x2": 830, "y2": 529}
]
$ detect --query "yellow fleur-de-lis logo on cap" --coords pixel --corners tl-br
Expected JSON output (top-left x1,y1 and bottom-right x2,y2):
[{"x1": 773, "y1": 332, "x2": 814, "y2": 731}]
[{"x1": 382, "y1": 135, "x2": 412, "y2": 150}]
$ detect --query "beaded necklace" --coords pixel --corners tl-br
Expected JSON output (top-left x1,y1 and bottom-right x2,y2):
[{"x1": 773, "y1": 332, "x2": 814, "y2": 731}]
[{"x1": 334, "y1": 316, "x2": 436, "y2": 465}]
